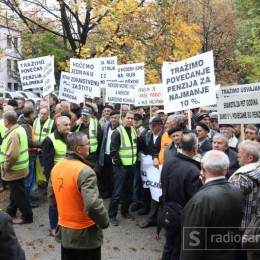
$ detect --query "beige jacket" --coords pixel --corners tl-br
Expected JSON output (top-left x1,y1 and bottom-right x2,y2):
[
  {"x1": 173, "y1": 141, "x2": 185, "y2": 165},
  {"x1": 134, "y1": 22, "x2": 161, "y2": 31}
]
[{"x1": 1, "y1": 124, "x2": 28, "y2": 181}]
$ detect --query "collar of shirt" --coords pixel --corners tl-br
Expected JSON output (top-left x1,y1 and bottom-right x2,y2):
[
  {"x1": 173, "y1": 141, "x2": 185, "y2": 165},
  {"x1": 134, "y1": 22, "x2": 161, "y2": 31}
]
[{"x1": 205, "y1": 176, "x2": 226, "y2": 184}]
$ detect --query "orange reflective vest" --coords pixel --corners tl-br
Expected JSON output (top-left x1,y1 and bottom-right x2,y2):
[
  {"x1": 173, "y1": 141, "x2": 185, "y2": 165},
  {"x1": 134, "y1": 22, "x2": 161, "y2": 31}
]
[
  {"x1": 51, "y1": 159, "x2": 95, "y2": 229},
  {"x1": 28, "y1": 125, "x2": 37, "y2": 151},
  {"x1": 158, "y1": 131, "x2": 172, "y2": 165}
]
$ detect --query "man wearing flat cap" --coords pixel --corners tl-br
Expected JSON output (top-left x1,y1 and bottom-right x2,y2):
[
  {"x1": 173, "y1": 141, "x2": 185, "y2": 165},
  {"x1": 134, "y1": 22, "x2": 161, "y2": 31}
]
[
  {"x1": 164, "y1": 127, "x2": 183, "y2": 163},
  {"x1": 219, "y1": 124, "x2": 239, "y2": 152},
  {"x1": 71, "y1": 107, "x2": 102, "y2": 164},
  {"x1": 131, "y1": 113, "x2": 148, "y2": 212},
  {"x1": 98, "y1": 110, "x2": 120, "y2": 199},
  {"x1": 133, "y1": 106, "x2": 150, "y2": 129},
  {"x1": 196, "y1": 113, "x2": 217, "y2": 141},
  {"x1": 99, "y1": 105, "x2": 113, "y2": 130},
  {"x1": 196, "y1": 122, "x2": 212, "y2": 154}
]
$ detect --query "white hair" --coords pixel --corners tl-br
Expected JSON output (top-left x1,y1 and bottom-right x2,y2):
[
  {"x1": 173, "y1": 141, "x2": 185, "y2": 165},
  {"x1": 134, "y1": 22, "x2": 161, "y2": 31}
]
[{"x1": 202, "y1": 150, "x2": 230, "y2": 174}]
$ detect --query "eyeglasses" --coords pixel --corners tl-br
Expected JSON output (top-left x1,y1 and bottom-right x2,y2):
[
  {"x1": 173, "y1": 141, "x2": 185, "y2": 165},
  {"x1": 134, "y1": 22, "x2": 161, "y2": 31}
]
[{"x1": 78, "y1": 142, "x2": 91, "y2": 147}]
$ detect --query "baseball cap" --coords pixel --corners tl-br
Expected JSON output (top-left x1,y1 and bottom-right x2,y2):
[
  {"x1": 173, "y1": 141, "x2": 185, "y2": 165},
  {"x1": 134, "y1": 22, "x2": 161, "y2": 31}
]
[{"x1": 81, "y1": 107, "x2": 93, "y2": 116}]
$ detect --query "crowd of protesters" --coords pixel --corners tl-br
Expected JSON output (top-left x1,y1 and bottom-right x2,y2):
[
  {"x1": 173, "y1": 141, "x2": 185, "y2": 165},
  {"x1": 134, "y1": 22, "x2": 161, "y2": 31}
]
[{"x1": 0, "y1": 94, "x2": 259, "y2": 260}]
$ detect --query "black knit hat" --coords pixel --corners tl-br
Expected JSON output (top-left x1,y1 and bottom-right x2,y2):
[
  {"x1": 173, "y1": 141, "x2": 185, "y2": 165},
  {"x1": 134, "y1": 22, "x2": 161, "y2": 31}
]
[
  {"x1": 196, "y1": 113, "x2": 209, "y2": 122},
  {"x1": 168, "y1": 127, "x2": 182, "y2": 136},
  {"x1": 110, "y1": 110, "x2": 120, "y2": 116},
  {"x1": 196, "y1": 122, "x2": 210, "y2": 132}
]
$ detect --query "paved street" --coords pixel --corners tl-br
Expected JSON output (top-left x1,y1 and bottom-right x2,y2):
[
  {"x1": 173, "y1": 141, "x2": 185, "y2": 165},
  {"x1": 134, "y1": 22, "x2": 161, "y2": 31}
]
[{"x1": 0, "y1": 189, "x2": 164, "y2": 260}]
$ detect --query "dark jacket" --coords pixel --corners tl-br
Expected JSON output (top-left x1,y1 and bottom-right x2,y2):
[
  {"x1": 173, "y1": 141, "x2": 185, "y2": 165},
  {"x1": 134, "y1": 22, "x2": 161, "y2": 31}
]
[
  {"x1": 19, "y1": 118, "x2": 42, "y2": 161},
  {"x1": 71, "y1": 119, "x2": 103, "y2": 164},
  {"x1": 42, "y1": 129, "x2": 67, "y2": 180},
  {"x1": 161, "y1": 152, "x2": 202, "y2": 207},
  {"x1": 98, "y1": 121, "x2": 119, "y2": 167},
  {"x1": 180, "y1": 178, "x2": 243, "y2": 260},
  {"x1": 198, "y1": 139, "x2": 212, "y2": 154},
  {"x1": 0, "y1": 211, "x2": 25, "y2": 260},
  {"x1": 163, "y1": 142, "x2": 179, "y2": 163},
  {"x1": 225, "y1": 148, "x2": 239, "y2": 179}
]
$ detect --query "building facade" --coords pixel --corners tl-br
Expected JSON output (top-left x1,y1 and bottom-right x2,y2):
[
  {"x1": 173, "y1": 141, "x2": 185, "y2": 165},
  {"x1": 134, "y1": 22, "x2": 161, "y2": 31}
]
[{"x1": 0, "y1": 25, "x2": 22, "y2": 92}]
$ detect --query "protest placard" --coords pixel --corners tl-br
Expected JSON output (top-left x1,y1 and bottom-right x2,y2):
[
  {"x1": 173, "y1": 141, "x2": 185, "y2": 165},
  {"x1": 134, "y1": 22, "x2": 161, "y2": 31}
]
[
  {"x1": 99, "y1": 56, "x2": 117, "y2": 87},
  {"x1": 219, "y1": 82, "x2": 260, "y2": 96},
  {"x1": 140, "y1": 154, "x2": 162, "y2": 201},
  {"x1": 105, "y1": 82, "x2": 135, "y2": 104},
  {"x1": 162, "y1": 51, "x2": 216, "y2": 113},
  {"x1": 135, "y1": 84, "x2": 164, "y2": 106},
  {"x1": 70, "y1": 58, "x2": 101, "y2": 98},
  {"x1": 59, "y1": 72, "x2": 84, "y2": 104},
  {"x1": 0, "y1": 80, "x2": 5, "y2": 93},
  {"x1": 140, "y1": 154, "x2": 150, "y2": 188},
  {"x1": 118, "y1": 63, "x2": 144, "y2": 86},
  {"x1": 18, "y1": 56, "x2": 51, "y2": 90},
  {"x1": 218, "y1": 92, "x2": 260, "y2": 124},
  {"x1": 42, "y1": 56, "x2": 55, "y2": 97}
]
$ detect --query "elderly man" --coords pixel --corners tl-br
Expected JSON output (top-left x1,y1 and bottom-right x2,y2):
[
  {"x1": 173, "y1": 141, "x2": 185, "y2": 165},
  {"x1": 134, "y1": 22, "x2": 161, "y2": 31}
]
[
  {"x1": 160, "y1": 133, "x2": 202, "y2": 260},
  {"x1": 196, "y1": 112, "x2": 217, "y2": 141},
  {"x1": 98, "y1": 110, "x2": 120, "y2": 199},
  {"x1": 48, "y1": 132, "x2": 109, "y2": 260},
  {"x1": 212, "y1": 133, "x2": 239, "y2": 178},
  {"x1": 42, "y1": 116, "x2": 71, "y2": 235},
  {"x1": 0, "y1": 111, "x2": 33, "y2": 224},
  {"x1": 71, "y1": 107, "x2": 102, "y2": 165},
  {"x1": 164, "y1": 127, "x2": 183, "y2": 163},
  {"x1": 99, "y1": 105, "x2": 113, "y2": 130},
  {"x1": 196, "y1": 122, "x2": 212, "y2": 154},
  {"x1": 133, "y1": 106, "x2": 150, "y2": 128},
  {"x1": 229, "y1": 140, "x2": 260, "y2": 260},
  {"x1": 219, "y1": 124, "x2": 239, "y2": 152},
  {"x1": 139, "y1": 117, "x2": 164, "y2": 225},
  {"x1": 181, "y1": 150, "x2": 243, "y2": 260},
  {"x1": 209, "y1": 112, "x2": 219, "y2": 132},
  {"x1": 54, "y1": 100, "x2": 77, "y2": 124}
]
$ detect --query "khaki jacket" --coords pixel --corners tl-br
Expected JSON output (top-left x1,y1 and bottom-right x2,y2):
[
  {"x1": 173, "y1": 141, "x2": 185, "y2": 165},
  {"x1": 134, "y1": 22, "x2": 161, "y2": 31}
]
[{"x1": 1, "y1": 124, "x2": 28, "y2": 181}]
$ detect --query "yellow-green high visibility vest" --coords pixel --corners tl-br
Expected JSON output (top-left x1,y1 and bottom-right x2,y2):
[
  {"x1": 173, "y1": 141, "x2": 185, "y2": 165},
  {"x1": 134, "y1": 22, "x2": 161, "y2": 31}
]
[
  {"x1": 33, "y1": 118, "x2": 54, "y2": 141},
  {"x1": 48, "y1": 133, "x2": 67, "y2": 164},
  {"x1": 117, "y1": 125, "x2": 137, "y2": 166},
  {"x1": 76, "y1": 118, "x2": 98, "y2": 153},
  {"x1": 0, "y1": 119, "x2": 7, "y2": 141},
  {"x1": 0, "y1": 126, "x2": 29, "y2": 170}
]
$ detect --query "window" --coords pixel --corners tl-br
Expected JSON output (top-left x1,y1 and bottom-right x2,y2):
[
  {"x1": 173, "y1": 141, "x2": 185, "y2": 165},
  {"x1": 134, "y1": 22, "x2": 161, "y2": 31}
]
[
  {"x1": 14, "y1": 83, "x2": 18, "y2": 90},
  {"x1": 7, "y1": 35, "x2": 12, "y2": 48},
  {"x1": 7, "y1": 59, "x2": 11, "y2": 74},
  {"x1": 13, "y1": 37, "x2": 18, "y2": 48},
  {"x1": 13, "y1": 60, "x2": 18, "y2": 71},
  {"x1": 7, "y1": 83, "x2": 12, "y2": 91}
]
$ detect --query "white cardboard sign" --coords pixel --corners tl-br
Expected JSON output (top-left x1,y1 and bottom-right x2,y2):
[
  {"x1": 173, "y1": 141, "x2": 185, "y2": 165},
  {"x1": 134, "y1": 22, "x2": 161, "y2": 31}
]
[
  {"x1": 105, "y1": 82, "x2": 135, "y2": 104},
  {"x1": 59, "y1": 72, "x2": 84, "y2": 104},
  {"x1": 42, "y1": 56, "x2": 55, "y2": 97},
  {"x1": 162, "y1": 51, "x2": 216, "y2": 113},
  {"x1": 135, "y1": 84, "x2": 164, "y2": 106},
  {"x1": 117, "y1": 63, "x2": 145, "y2": 86},
  {"x1": 218, "y1": 92, "x2": 260, "y2": 124},
  {"x1": 70, "y1": 58, "x2": 101, "y2": 98},
  {"x1": 219, "y1": 82, "x2": 260, "y2": 96},
  {"x1": 18, "y1": 56, "x2": 51, "y2": 90},
  {"x1": 99, "y1": 56, "x2": 117, "y2": 87},
  {"x1": 140, "y1": 154, "x2": 162, "y2": 202}
]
